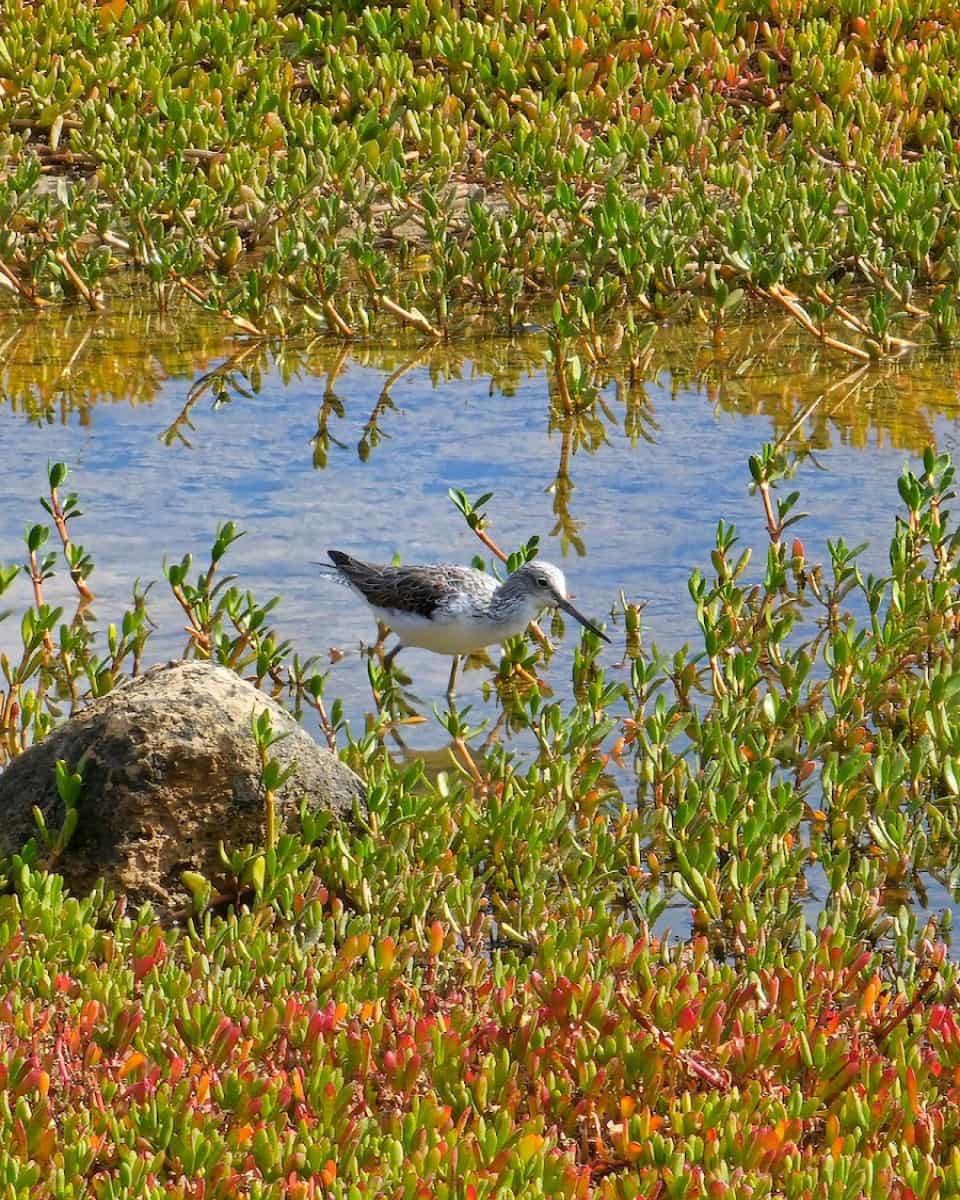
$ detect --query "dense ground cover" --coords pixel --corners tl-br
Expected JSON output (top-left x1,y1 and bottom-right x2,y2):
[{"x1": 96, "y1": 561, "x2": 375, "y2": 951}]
[
  {"x1": 0, "y1": 870, "x2": 956, "y2": 1198},
  {"x1": 1, "y1": 0, "x2": 960, "y2": 353},
  {"x1": 1, "y1": 450, "x2": 960, "y2": 1194}
]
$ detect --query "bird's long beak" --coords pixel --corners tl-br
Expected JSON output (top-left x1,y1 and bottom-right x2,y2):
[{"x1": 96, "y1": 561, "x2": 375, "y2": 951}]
[{"x1": 556, "y1": 594, "x2": 611, "y2": 643}]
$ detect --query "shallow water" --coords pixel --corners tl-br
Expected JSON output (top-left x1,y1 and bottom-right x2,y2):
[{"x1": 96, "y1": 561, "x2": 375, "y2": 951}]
[{"x1": 2, "y1": 298, "x2": 960, "y2": 930}]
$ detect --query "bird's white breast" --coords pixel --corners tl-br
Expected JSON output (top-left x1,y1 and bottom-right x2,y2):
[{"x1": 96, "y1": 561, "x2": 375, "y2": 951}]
[{"x1": 373, "y1": 604, "x2": 534, "y2": 655}]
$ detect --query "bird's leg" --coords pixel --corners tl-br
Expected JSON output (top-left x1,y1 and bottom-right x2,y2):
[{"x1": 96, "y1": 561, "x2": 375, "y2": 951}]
[
  {"x1": 383, "y1": 642, "x2": 403, "y2": 670},
  {"x1": 388, "y1": 724, "x2": 411, "y2": 752},
  {"x1": 446, "y1": 654, "x2": 461, "y2": 700}
]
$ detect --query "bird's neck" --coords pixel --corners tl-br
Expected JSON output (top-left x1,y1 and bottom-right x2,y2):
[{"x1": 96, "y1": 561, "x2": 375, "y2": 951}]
[{"x1": 490, "y1": 583, "x2": 542, "y2": 624}]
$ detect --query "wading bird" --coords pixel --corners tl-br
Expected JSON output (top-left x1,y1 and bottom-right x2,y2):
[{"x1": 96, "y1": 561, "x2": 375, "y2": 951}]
[{"x1": 324, "y1": 549, "x2": 610, "y2": 698}]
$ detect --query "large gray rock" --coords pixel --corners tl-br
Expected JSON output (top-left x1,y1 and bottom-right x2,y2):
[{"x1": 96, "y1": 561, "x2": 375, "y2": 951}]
[{"x1": 0, "y1": 661, "x2": 365, "y2": 915}]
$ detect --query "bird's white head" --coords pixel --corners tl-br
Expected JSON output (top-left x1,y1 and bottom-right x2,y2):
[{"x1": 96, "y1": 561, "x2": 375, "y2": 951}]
[
  {"x1": 503, "y1": 561, "x2": 610, "y2": 642},
  {"x1": 511, "y1": 561, "x2": 568, "y2": 605}
]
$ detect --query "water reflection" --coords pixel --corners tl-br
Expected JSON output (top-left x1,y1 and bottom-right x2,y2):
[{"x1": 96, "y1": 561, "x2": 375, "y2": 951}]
[
  {"x1": 3, "y1": 301, "x2": 958, "y2": 453},
  {"x1": 0, "y1": 305, "x2": 236, "y2": 424}
]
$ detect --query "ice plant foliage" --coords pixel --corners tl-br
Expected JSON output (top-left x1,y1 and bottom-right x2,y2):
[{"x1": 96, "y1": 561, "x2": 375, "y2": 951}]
[
  {"x1": 0, "y1": 854, "x2": 956, "y2": 1196},
  {"x1": 0, "y1": 1, "x2": 959, "y2": 354},
  {"x1": 1, "y1": 449, "x2": 960, "y2": 1192}
]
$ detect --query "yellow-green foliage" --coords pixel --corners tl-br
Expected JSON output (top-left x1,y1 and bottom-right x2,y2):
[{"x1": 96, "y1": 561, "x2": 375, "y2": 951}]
[{"x1": 0, "y1": 1, "x2": 959, "y2": 346}]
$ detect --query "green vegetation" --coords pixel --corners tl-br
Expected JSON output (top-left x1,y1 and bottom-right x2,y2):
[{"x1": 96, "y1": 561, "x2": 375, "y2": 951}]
[
  {"x1": 5, "y1": 0, "x2": 960, "y2": 1192},
  {"x1": 2, "y1": 450, "x2": 960, "y2": 1192},
  {"x1": 2, "y1": 0, "x2": 960, "y2": 355}
]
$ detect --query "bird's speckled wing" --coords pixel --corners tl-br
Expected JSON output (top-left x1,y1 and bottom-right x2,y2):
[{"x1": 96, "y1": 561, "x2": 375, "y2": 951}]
[{"x1": 327, "y1": 550, "x2": 490, "y2": 618}]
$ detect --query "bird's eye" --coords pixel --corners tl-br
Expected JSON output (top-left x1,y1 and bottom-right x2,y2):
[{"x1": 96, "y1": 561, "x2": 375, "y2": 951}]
[{"x1": 535, "y1": 574, "x2": 549, "y2": 587}]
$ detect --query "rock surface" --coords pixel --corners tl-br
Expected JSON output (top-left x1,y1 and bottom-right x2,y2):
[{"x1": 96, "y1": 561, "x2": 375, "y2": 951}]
[{"x1": 0, "y1": 661, "x2": 365, "y2": 914}]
